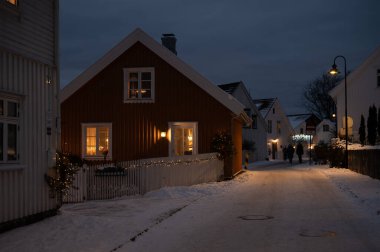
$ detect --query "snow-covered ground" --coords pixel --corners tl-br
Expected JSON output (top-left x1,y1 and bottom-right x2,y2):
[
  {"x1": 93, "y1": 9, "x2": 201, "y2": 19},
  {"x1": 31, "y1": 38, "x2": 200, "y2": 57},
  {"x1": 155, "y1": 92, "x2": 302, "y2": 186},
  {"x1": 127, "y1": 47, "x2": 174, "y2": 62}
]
[{"x1": 0, "y1": 162, "x2": 379, "y2": 252}]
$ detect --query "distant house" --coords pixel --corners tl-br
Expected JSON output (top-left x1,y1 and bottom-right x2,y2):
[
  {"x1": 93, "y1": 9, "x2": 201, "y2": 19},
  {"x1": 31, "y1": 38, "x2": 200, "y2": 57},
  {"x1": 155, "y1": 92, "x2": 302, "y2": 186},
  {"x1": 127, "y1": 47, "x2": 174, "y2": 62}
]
[
  {"x1": 218, "y1": 81, "x2": 267, "y2": 162},
  {"x1": 0, "y1": 0, "x2": 60, "y2": 230},
  {"x1": 288, "y1": 114, "x2": 321, "y2": 157},
  {"x1": 253, "y1": 98, "x2": 293, "y2": 160},
  {"x1": 315, "y1": 119, "x2": 336, "y2": 145},
  {"x1": 60, "y1": 29, "x2": 251, "y2": 178},
  {"x1": 329, "y1": 46, "x2": 380, "y2": 142}
]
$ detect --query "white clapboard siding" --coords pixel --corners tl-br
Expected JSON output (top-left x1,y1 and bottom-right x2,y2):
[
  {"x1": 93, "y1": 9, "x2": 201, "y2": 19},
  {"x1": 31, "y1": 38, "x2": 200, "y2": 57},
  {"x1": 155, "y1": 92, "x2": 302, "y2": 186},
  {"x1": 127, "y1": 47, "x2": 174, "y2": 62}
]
[
  {"x1": 0, "y1": 0, "x2": 59, "y2": 224},
  {"x1": 0, "y1": 0, "x2": 57, "y2": 66}
]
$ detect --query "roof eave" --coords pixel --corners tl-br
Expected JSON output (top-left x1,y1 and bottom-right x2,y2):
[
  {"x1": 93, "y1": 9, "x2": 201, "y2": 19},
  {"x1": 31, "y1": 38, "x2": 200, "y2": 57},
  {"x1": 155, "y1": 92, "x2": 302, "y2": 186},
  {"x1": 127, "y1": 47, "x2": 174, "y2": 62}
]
[{"x1": 60, "y1": 28, "x2": 246, "y2": 118}]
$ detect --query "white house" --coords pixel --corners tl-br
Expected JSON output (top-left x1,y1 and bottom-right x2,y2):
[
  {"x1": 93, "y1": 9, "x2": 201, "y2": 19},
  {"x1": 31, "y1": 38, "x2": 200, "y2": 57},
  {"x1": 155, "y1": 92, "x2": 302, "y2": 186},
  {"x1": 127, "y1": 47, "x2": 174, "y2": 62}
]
[
  {"x1": 315, "y1": 119, "x2": 336, "y2": 145},
  {"x1": 329, "y1": 46, "x2": 380, "y2": 143},
  {"x1": 218, "y1": 82, "x2": 267, "y2": 161},
  {"x1": 288, "y1": 114, "x2": 322, "y2": 159},
  {"x1": 253, "y1": 98, "x2": 294, "y2": 160},
  {"x1": 0, "y1": 0, "x2": 60, "y2": 231}
]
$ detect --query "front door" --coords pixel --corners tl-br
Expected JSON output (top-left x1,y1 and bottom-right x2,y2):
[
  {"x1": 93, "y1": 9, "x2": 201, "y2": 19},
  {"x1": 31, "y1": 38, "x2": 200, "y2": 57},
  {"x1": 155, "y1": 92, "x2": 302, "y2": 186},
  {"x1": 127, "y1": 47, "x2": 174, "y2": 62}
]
[
  {"x1": 169, "y1": 122, "x2": 197, "y2": 156},
  {"x1": 272, "y1": 142, "x2": 277, "y2": 159}
]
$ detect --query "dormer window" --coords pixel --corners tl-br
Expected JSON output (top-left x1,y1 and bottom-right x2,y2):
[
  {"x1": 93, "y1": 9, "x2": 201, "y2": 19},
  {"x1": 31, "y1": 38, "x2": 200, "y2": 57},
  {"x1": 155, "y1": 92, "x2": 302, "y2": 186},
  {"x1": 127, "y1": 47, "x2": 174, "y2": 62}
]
[{"x1": 124, "y1": 67, "x2": 155, "y2": 103}]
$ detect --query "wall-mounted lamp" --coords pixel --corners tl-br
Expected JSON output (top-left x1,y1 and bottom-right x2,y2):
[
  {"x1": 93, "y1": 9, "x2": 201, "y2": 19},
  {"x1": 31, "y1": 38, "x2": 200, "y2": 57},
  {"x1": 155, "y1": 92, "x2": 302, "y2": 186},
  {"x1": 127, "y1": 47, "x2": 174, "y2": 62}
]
[{"x1": 160, "y1": 131, "x2": 167, "y2": 138}]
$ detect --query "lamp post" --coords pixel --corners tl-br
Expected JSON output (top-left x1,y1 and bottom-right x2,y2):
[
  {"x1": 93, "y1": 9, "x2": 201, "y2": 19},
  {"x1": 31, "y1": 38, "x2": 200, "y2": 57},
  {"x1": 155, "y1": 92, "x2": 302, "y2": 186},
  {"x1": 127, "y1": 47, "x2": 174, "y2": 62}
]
[
  {"x1": 329, "y1": 55, "x2": 348, "y2": 168},
  {"x1": 332, "y1": 113, "x2": 338, "y2": 138}
]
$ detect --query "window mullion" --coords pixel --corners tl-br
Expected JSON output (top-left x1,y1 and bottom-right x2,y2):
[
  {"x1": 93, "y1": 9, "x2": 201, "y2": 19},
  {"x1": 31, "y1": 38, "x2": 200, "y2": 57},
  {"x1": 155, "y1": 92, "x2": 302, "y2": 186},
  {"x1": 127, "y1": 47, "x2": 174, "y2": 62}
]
[{"x1": 138, "y1": 72, "x2": 142, "y2": 99}]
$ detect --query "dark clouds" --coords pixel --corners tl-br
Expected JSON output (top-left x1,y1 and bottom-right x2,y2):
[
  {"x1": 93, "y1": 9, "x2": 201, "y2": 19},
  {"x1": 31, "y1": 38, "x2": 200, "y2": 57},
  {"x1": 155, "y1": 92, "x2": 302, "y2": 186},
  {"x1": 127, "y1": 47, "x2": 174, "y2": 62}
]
[{"x1": 60, "y1": 0, "x2": 380, "y2": 114}]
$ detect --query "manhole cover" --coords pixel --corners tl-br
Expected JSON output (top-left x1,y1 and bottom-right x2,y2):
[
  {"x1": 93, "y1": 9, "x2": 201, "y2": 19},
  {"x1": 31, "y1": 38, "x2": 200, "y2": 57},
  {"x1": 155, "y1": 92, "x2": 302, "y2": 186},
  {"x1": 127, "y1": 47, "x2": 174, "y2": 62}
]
[
  {"x1": 238, "y1": 215, "x2": 274, "y2": 221},
  {"x1": 299, "y1": 230, "x2": 336, "y2": 238}
]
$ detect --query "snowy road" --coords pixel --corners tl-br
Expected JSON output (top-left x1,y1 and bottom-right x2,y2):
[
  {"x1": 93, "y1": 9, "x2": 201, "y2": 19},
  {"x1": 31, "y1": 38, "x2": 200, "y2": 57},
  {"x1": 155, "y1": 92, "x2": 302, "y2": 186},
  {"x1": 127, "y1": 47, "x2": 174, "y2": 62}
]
[
  {"x1": 1, "y1": 163, "x2": 380, "y2": 252},
  {"x1": 124, "y1": 163, "x2": 380, "y2": 252}
]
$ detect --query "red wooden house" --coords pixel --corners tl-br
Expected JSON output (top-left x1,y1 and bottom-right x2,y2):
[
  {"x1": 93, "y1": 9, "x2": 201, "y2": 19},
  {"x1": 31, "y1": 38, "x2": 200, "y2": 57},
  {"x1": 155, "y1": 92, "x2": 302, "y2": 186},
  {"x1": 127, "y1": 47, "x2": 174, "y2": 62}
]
[{"x1": 60, "y1": 29, "x2": 250, "y2": 177}]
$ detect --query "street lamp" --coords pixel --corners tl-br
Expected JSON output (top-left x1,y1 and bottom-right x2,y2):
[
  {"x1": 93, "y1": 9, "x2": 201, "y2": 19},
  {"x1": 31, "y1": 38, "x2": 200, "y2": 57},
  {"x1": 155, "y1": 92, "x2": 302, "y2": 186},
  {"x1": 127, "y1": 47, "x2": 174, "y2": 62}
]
[{"x1": 329, "y1": 55, "x2": 348, "y2": 168}]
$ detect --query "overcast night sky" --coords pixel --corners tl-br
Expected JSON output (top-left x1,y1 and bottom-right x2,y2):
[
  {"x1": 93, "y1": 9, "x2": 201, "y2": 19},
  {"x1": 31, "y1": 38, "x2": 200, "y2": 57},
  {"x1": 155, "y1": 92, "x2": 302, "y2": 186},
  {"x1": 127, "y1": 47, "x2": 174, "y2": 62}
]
[{"x1": 60, "y1": 0, "x2": 380, "y2": 115}]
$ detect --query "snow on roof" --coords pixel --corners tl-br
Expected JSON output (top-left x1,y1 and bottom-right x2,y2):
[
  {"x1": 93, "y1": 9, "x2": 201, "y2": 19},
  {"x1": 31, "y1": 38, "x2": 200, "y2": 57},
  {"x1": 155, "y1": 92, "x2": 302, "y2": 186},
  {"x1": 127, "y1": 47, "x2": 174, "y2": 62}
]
[
  {"x1": 287, "y1": 114, "x2": 311, "y2": 128},
  {"x1": 218, "y1": 82, "x2": 241, "y2": 95},
  {"x1": 252, "y1": 98, "x2": 276, "y2": 118}
]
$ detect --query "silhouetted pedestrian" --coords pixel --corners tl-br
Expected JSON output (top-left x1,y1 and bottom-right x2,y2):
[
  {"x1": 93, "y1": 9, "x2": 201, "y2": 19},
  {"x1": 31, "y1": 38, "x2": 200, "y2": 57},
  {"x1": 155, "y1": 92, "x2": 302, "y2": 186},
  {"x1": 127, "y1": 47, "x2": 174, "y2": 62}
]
[
  {"x1": 287, "y1": 144, "x2": 294, "y2": 164},
  {"x1": 282, "y1": 146, "x2": 287, "y2": 161},
  {"x1": 296, "y1": 142, "x2": 304, "y2": 164}
]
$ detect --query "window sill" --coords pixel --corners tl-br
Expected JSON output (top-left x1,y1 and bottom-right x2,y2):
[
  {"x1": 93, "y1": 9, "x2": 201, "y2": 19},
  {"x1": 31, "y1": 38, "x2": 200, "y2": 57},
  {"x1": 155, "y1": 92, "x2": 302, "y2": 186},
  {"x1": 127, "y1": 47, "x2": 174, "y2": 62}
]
[
  {"x1": 124, "y1": 99, "x2": 154, "y2": 104},
  {"x1": 0, "y1": 164, "x2": 26, "y2": 171},
  {"x1": 83, "y1": 156, "x2": 112, "y2": 161}
]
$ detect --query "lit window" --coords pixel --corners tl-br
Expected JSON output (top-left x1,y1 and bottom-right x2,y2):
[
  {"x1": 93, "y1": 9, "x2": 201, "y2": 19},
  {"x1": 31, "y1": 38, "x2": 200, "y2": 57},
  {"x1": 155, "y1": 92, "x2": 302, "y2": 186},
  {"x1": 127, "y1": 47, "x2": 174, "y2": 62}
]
[
  {"x1": 170, "y1": 122, "x2": 197, "y2": 156},
  {"x1": 82, "y1": 124, "x2": 112, "y2": 159},
  {"x1": 0, "y1": 96, "x2": 20, "y2": 163},
  {"x1": 6, "y1": 0, "x2": 17, "y2": 5},
  {"x1": 124, "y1": 68, "x2": 155, "y2": 103}
]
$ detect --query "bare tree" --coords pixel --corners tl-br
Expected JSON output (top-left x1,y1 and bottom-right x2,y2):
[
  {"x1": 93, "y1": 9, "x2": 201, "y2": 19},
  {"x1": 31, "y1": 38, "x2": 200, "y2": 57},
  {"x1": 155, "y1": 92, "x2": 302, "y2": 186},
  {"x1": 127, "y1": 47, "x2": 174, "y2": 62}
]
[{"x1": 302, "y1": 73, "x2": 341, "y2": 119}]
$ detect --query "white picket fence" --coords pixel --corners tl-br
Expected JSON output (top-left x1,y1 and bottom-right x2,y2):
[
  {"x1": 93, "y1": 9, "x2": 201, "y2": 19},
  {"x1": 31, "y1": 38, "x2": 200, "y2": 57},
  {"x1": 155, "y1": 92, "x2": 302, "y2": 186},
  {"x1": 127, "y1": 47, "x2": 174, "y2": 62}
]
[{"x1": 63, "y1": 153, "x2": 223, "y2": 203}]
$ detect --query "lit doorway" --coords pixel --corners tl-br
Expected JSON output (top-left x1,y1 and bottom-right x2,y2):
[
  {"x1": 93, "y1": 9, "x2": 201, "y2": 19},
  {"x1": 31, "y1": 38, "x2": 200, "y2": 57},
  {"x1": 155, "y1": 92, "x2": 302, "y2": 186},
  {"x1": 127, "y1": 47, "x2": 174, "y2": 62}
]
[{"x1": 169, "y1": 122, "x2": 197, "y2": 156}]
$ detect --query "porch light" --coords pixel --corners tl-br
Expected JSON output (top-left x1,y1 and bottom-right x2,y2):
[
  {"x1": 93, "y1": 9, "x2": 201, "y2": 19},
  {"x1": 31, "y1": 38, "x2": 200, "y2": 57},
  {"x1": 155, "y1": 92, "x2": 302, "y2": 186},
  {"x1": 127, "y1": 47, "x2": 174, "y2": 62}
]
[{"x1": 160, "y1": 131, "x2": 167, "y2": 138}]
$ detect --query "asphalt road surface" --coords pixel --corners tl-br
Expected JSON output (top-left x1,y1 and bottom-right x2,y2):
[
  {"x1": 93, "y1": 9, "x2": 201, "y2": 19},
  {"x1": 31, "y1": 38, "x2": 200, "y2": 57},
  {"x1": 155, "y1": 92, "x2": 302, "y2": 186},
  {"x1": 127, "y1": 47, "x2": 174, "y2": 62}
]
[{"x1": 124, "y1": 163, "x2": 380, "y2": 252}]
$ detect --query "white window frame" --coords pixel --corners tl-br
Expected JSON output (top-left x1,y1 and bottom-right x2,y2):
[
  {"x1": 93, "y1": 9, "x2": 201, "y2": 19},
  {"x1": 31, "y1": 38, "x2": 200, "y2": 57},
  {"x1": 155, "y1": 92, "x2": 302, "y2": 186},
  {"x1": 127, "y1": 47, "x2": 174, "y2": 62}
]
[
  {"x1": 81, "y1": 123, "x2": 112, "y2": 160},
  {"x1": 123, "y1": 67, "x2": 155, "y2": 103},
  {"x1": 0, "y1": 95, "x2": 20, "y2": 164},
  {"x1": 169, "y1": 122, "x2": 198, "y2": 157}
]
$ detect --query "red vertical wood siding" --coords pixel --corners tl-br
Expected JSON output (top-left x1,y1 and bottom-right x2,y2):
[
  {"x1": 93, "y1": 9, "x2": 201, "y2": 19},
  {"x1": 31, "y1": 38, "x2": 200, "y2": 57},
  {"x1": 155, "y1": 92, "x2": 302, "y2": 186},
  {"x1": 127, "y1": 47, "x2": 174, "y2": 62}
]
[{"x1": 61, "y1": 42, "x2": 241, "y2": 172}]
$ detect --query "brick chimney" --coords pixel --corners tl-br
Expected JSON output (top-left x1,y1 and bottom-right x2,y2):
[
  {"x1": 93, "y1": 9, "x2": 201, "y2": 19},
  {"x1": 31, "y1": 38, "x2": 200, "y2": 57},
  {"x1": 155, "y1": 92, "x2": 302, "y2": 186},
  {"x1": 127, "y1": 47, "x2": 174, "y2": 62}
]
[{"x1": 161, "y1": 33, "x2": 177, "y2": 55}]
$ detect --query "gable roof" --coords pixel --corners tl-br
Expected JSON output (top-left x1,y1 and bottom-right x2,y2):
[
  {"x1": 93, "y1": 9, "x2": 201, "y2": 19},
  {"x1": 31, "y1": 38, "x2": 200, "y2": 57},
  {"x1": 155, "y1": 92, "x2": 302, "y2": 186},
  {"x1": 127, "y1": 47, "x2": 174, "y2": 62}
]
[
  {"x1": 329, "y1": 46, "x2": 380, "y2": 98},
  {"x1": 218, "y1": 82, "x2": 240, "y2": 95},
  {"x1": 252, "y1": 98, "x2": 277, "y2": 118},
  {"x1": 218, "y1": 81, "x2": 266, "y2": 124},
  {"x1": 287, "y1": 114, "x2": 311, "y2": 129},
  {"x1": 60, "y1": 28, "x2": 251, "y2": 124},
  {"x1": 287, "y1": 114, "x2": 321, "y2": 129}
]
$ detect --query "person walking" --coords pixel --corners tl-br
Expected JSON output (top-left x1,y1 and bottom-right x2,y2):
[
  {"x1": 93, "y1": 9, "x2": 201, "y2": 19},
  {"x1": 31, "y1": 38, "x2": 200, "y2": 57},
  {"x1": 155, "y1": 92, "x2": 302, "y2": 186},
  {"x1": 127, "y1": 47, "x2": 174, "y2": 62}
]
[
  {"x1": 287, "y1": 144, "x2": 294, "y2": 165},
  {"x1": 282, "y1": 146, "x2": 287, "y2": 161},
  {"x1": 296, "y1": 142, "x2": 304, "y2": 164}
]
